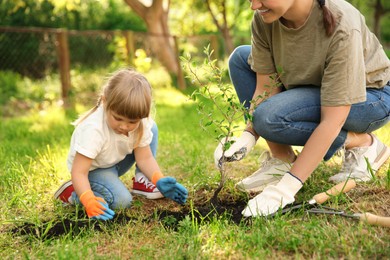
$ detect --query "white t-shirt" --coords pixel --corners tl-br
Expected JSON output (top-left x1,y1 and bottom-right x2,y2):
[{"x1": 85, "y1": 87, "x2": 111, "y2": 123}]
[{"x1": 67, "y1": 105, "x2": 154, "y2": 171}]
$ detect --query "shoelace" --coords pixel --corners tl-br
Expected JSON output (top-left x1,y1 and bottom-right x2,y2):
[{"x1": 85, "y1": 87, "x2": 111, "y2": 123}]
[
  {"x1": 137, "y1": 176, "x2": 156, "y2": 189},
  {"x1": 340, "y1": 148, "x2": 364, "y2": 173}
]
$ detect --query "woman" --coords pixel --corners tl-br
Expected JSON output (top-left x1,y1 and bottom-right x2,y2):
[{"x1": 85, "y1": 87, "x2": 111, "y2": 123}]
[{"x1": 214, "y1": 0, "x2": 390, "y2": 217}]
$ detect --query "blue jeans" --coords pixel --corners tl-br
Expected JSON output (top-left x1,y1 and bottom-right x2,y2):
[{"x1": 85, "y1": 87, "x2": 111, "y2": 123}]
[
  {"x1": 229, "y1": 45, "x2": 390, "y2": 160},
  {"x1": 71, "y1": 122, "x2": 158, "y2": 209}
]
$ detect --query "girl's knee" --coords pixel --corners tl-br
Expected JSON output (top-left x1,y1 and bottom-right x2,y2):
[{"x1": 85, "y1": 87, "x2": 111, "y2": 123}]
[{"x1": 112, "y1": 191, "x2": 133, "y2": 209}]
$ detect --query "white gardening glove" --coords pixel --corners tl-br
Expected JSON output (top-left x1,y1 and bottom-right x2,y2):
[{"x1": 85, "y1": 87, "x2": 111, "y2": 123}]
[
  {"x1": 242, "y1": 172, "x2": 303, "y2": 217},
  {"x1": 214, "y1": 131, "x2": 256, "y2": 168}
]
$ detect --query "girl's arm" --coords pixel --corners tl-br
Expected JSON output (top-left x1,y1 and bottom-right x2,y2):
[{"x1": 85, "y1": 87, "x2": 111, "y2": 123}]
[
  {"x1": 71, "y1": 152, "x2": 93, "y2": 197},
  {"x1": 135, "y1": 145, "x2": 188, "y2": 204},
  {"x1": 134, "y1": 146, "x2": 161, "y2": 181},
  {"x1": 290, "y1": 105, "x2": 351, "y2": 182}
]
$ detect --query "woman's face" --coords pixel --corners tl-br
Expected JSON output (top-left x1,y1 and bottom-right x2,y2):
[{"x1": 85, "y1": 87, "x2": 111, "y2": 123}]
[
  {"x1": 249, "y1": 0, "x2": 295, "y2": 24},
  {"x1": 106, "y1": 110, "x2": 141, "y2": 136}
]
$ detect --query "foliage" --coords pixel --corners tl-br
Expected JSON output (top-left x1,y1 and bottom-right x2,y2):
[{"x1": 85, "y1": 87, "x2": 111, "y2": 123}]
[
  {"x1": 0, "y1": 71, "x2": 21, "y2": 105},
  {"x1": 0, "y1": 0, "x2": 146, "y2": 31},
  {"x1": 0, "y1": 0, "x2": 147, "y2": 78}
]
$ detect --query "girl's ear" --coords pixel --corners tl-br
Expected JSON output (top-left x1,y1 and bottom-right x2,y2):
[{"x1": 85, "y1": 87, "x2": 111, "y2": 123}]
[{"x1": 101, "y1": 95, "x2": 106, "y2": 103}]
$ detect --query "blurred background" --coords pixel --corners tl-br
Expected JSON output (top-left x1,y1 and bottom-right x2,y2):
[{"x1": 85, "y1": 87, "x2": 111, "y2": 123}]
[{"x1": 0, "y1": 0, "x2": 389, "y2": 112}]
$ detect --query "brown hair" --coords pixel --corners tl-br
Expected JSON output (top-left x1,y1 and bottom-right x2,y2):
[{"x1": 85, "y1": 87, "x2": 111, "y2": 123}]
[
  {"x1": 73, "y1": 68, "x2": 152, "y2": 147},
  {"x1": 318, "y1": 0, "x2": 336, "y2": 37}
]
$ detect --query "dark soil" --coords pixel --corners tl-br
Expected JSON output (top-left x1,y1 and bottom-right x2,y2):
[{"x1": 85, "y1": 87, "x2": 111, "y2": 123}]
[
  {"x1": 9, "y1": 197, "x2": 249, "y2": 239},
  {"x1": 9, "y1": 185, "x2": 390, "y2": 239}
]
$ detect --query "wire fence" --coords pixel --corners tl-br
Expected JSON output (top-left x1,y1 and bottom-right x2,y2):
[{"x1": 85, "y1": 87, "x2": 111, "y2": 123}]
[{"x1": 0, "y1": 26, "x2": 228, "y2": 103}]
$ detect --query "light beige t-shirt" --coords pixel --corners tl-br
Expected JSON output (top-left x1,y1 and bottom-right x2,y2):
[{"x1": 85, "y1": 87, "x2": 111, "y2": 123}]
[
  {"x1": 249, "y1": 0, "x2": 390, "y2": 106},
  {"x1": 67, "y1": 105, "x2": 154, "y2": 171}
]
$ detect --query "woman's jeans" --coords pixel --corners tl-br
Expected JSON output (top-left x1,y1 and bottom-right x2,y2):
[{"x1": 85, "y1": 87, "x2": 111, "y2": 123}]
[
  {"x1": 229, "y1": 45, "x2": 390, "y2": 160},
  {"x1": 71, "y1": 122, "x2": 158, "y2": 209}
]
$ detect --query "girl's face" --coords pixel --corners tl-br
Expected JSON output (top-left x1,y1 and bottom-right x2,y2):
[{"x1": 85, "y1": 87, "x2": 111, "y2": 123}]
[
  {"x1": 249, "y1": 0, "x2": 297, "y2": 24},
  {"x1": 106, "y1": 110, "x2": 141, "y2": 136}
]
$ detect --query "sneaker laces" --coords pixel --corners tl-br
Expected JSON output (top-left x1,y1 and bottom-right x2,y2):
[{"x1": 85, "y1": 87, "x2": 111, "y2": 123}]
[
  {"x1": 137, "y1": 176, "x2": 156, "y2": 189},
  {"x1": 339, "y1": 148, "x2": 365, "y2": 174},
  {"x1": 249, "y1": 152, "x2": 282, "y2": 176}
]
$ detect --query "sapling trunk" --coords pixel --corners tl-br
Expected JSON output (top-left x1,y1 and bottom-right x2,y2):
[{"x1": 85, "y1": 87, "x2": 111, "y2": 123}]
[{"x1": 182, "y1": 46, "x2": 280, "y2": 205}]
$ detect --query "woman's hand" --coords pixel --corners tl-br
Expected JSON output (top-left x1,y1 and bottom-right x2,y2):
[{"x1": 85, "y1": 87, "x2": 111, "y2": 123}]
[{"x1": 214, "y1": 131, "x2": 257, "y2": 168}]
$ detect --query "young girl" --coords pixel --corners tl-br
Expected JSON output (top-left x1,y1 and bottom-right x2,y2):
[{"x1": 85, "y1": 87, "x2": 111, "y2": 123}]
[
  {"x1": 55, "y1": 68, "x2": 188, "y2": 220},
  {"x1": 214, "y1": 0, "x2": 390, "y2": 217}
]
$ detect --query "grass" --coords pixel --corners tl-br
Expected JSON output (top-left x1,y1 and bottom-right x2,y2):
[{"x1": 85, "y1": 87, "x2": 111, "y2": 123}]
[{"x1": 1, "y1": 71, "x2": 390, "y2": 259}]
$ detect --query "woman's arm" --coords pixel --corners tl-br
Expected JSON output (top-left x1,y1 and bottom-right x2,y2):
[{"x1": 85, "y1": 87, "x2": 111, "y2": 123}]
[
  {"x1": 71, "y1": 152, "x2": 93, "y2": 197},
  {"x1": 246, "y1": 73, "x2": 283, "y2": 137},
  {"x1": 290, "y1": 105, "x2": 351, "y2": 182}
]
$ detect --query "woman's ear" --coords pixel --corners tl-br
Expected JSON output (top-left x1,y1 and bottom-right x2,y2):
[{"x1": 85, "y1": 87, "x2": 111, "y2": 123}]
[{"x1": 101, "y1": 95, "x2": 106, "y2": 103}]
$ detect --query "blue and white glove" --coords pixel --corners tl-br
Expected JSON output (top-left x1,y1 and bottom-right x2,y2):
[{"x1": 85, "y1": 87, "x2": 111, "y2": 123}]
[
  {"x1": 156, "y1": 177, "x2": 188, "y2": 204},
  {"x1": 214, "y1": 131, "x2": 256, "y2": 168},
  {"x1": 242, "y1": 172, "x2": 303, "y2": 217}
]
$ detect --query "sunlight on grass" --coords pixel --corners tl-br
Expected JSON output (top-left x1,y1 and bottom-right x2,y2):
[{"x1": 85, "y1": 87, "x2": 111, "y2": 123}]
[{"x1": 153, "y1": 86, "x2": 194, "y2": 107}]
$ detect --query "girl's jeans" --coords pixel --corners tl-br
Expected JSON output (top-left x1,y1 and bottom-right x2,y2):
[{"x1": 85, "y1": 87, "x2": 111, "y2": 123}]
[
  {"x1": 229, "y1": 45, "x2": 390, "y2": 161},
  {"x1": 71, "y1": 122, "x2": 158, "y2": 209}
]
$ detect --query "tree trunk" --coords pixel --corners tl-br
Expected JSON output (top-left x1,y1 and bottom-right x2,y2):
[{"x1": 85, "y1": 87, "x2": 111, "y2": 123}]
[
  {"x1": 221, "y1": 26, "x2": 234, "y2": 55},
  {"x1": 123, "y1": 0, "x2": 185, "y2": 89},
  {"x1": 205, "y1": 0, "x2": 235, "y2": 55},
  {"x1": 373, "y1": 0, "x2": 384, "y2": 38}
]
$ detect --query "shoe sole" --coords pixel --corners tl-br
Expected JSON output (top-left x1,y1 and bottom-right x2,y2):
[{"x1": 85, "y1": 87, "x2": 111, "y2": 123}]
[
  {"x1": 329, "y1": 144, "x2": 390, "y2": 183},
  {"x1": 131, "y1": 189, "x2": 164, "y2": 200},
  {"x1": 371, "y1": 144, "x2": 390, "y2": 171},
  {"x1": 54, "y1": 181, "x2": 73, "y2": 199}
]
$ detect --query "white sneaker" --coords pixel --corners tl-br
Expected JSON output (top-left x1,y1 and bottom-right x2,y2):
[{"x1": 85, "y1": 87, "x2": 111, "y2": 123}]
[
  {"x1": 329, "y1": 134, "x2": 390, "y2": 183},
  {"x1": 235, "y1": 151, "x2": 292, "y2": 193}
]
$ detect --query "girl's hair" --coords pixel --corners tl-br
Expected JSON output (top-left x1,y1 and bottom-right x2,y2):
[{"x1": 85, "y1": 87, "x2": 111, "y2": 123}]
[
  {"x1": 73, "y1": 68, "x2": 152, "y2": 147},
  {"x1": 317, "y1": 0, "x2": 336, "y2": 37}
]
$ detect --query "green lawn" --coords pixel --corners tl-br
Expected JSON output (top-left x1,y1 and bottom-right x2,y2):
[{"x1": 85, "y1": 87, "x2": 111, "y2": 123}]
[{"x1": 0, "y1": 76, "x2": 389, "y2": 259}]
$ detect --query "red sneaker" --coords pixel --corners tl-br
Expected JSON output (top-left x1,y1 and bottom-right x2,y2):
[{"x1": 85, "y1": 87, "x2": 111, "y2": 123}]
[
  {"x1": 131, "y1": 175, "x2": 163, "y2": 200},
  {"x1": 54, "y1": 180, "x2": 74, "y2": 204}
]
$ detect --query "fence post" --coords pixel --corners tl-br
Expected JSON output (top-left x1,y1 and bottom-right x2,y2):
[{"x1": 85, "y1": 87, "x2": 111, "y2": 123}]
[
  {"x1": 123, "y1": 30, "x2": 135, "y2": 66},
  {"x1": 173, "y1": 36, "x2": 186, "y2": 90},
  {"x1": 55, "y1": 29, "x2": 71, "y2": 106}
]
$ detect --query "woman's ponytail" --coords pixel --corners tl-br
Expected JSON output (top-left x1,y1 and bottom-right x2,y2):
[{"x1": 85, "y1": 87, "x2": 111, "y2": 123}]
[{"x1": 318, "y1": 0, "x2": 336, "y2": 37}]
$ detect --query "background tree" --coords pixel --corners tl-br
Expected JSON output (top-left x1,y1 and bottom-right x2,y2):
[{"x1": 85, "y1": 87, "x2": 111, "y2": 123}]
[
  {"x1": 372, "y1": 0, "x2": 390, "y2": 39},
  {"x1": 203, "y1": 0, "x2": 250, "y2": 55},
  {"x1": 123, "y1": 0, "x2": 185, "y2": 89},
  {"x1": 347, "y1": 0, "x2": 390, "y2": 41}
]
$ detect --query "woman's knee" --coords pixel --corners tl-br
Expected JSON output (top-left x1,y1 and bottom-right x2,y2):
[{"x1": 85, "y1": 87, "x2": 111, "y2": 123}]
[
  {"x1": 228, "y1": 45, "x2": 251, "y2": 68},
  {"x1": 252, "y1": 107, "x2": 277, "y2": 137}
]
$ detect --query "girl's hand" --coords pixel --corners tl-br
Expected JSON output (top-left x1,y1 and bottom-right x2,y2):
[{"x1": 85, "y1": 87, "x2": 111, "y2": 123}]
[
  {"x1": 156, "y1": 177, "x2": 188, "y2": 204},
  {"x1": 80, "y1": 190, "x2": 115, "y2": 220}
]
